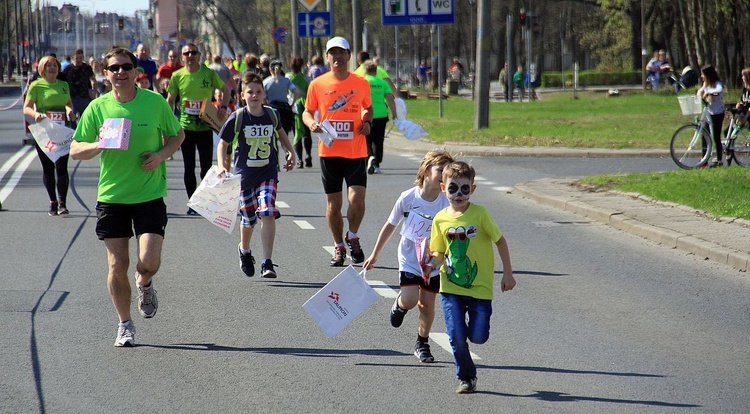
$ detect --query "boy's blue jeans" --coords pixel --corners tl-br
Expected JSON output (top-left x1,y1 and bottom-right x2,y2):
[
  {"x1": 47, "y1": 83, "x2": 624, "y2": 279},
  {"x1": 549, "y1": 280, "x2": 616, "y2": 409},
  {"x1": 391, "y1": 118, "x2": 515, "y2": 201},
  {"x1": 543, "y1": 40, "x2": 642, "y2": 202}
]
[{"x1": 441, "y1": 292, "x2": 493, "y2": 381}]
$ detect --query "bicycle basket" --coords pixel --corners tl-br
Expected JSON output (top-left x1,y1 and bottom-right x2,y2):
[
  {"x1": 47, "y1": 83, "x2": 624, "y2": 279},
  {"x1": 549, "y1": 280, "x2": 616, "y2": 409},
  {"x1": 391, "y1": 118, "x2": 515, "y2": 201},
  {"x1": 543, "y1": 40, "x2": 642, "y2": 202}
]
[{"x1": 678, "y1": 95, "x2": 702, "y2": 115}]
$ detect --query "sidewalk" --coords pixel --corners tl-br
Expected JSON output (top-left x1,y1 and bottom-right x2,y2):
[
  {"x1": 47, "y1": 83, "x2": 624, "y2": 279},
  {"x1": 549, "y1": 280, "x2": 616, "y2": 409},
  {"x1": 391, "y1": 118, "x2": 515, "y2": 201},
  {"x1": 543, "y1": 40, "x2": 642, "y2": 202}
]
[{"x1": 385, "y1": 130, "x2": 750, "y2": 273}]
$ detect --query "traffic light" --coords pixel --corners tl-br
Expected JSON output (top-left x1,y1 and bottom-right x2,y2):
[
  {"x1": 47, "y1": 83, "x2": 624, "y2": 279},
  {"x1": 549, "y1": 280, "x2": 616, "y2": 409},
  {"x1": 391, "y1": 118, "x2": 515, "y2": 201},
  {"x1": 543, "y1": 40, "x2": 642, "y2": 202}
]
[
  {"x1": 148, "y1": 18, "x2": 154, "y2": 30},
  {"x1": 118, "y1": 18, "x2": 124, "y2": 30},
  {"x1": 519, "y1": 12, "x2": 527, "y2": 26},
  {"x1": 531, "y1": 15, "x2": 540, "y2": 34}
]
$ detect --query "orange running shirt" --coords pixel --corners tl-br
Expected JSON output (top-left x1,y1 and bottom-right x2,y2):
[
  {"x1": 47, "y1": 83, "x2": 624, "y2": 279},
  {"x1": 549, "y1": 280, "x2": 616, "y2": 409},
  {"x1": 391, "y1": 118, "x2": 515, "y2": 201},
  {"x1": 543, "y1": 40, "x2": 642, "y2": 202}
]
[{"x1": 305, "y1": 71, "x2": 372, "y2": 159}]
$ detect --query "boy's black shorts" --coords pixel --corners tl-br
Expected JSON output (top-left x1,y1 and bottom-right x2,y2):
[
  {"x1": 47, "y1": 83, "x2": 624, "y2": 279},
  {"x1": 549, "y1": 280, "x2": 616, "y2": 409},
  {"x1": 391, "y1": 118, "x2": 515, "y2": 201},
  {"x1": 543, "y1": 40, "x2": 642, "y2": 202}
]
[
  {"x1": 400, "y1": 271, "x2": 440, "y2": 293},
  {"x1": 95, "y1": 198, "x2": 167, "y2": 240}
]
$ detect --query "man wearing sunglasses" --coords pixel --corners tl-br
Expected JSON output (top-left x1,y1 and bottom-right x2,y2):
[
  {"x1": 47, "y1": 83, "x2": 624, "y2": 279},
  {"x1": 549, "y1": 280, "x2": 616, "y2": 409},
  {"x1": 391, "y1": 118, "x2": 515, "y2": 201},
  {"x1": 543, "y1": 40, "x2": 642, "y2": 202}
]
[
  {"x1": 71, "y1": 47, "x2": 185, "y2": 347},
  {"x1": 167, "y1": 43, "x2": 229, "y2": 215}
]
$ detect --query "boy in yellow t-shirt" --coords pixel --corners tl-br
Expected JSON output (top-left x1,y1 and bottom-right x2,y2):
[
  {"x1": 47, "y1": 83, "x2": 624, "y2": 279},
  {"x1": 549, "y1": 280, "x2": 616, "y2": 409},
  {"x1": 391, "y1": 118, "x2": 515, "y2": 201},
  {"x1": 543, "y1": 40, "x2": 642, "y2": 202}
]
[{"x1": 422, "y1": 161, "x2": 516, "y2": 394}]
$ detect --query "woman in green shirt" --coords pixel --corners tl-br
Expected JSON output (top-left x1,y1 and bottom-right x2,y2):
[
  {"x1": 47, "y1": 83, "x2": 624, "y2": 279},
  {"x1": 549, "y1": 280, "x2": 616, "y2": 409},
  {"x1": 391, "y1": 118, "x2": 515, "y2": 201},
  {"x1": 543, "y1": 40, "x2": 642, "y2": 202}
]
[{"x1": 23, "y1": 55, "x2": 76, "y2": 216}]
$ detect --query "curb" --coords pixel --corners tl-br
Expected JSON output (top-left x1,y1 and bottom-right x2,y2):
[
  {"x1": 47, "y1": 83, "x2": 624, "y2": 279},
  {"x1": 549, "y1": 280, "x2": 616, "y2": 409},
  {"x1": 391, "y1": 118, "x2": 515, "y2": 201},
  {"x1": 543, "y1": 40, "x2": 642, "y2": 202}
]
[{"x1": 512, "y1": 182, "x2": 750, "y2": 272}]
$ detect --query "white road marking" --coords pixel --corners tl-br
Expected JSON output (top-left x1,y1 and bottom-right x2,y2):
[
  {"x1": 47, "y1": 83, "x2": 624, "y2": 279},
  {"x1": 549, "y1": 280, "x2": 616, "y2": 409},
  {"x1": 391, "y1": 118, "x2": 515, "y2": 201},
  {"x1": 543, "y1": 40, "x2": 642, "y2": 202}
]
[
  {"x1": 430, "y1": 332, "x2": 481, "y2": 360},
  {"x1": 0, "y1": 149, "x2": 36, "y2": 204},
  {"x1": 474, "y1": 175, "x2": 488, "y2": 181},
  {"x1": 276, "y1": 201, "x2": 289, "y2": 208},
  {"x1": 493, "y1": 186, "x2": 513, "y2": 192},
  {"x1": 294, "y1": 220, "x2": 315, "y2": 229},
  {"x1": 323, "y1": 245, "x2": 335, "y2": 256},
  {"x1": 366, "y1": 280, "x2": 399, "y2": 298}
]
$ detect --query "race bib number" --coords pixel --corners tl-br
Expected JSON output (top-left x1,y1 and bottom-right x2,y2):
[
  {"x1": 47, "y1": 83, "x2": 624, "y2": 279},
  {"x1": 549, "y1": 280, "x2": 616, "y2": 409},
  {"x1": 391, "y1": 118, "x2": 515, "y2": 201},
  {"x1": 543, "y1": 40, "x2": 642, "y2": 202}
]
[
  {"x1": 184, "y1": 99, "x2": 203, "y2": 116},
  {"x1": 46, "y1": 111, "x2": 66, "y2": 126},
  {"x1": 329, "y1": 120, "x2": 354, "y2": 140},
  {"x1": 243, "y1": 124, "x2": 274, "y2": 167},
  {"x1": 400, "y1": 210, "x2": 433, "y2": 242}
]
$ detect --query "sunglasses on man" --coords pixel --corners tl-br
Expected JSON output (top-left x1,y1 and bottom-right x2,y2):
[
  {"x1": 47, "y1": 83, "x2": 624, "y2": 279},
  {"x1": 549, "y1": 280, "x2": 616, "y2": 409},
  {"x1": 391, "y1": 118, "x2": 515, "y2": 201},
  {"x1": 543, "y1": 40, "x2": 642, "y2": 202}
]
[
  {"x1": 106, "y1": 63, "x2": 135, "y2": 72},
  {"x1": 182, "y1": 51, "x2": 200, "y2": 56}
]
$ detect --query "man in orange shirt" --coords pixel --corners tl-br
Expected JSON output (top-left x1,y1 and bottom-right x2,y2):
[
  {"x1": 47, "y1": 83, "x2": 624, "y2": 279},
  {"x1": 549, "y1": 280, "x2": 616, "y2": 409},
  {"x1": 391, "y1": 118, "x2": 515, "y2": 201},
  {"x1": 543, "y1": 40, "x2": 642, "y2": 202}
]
[{"x1": 303, "y1": 36, "x2": 373, "y2": 267}]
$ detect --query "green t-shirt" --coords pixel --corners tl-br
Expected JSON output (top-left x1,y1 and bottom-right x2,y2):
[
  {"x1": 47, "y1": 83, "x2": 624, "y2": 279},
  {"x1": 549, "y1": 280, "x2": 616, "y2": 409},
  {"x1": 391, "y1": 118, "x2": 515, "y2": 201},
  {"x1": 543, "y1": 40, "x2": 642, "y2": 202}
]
[
  {"x1": 27, "y1": 78, "x2": 70, "y2": 114},
  {"x1": 430, "y1": 203, "x2": 503, "y2": 300},
  {"x1": 287, "y1": 72, "x2": 309, "y2": 95},
  {"x1": 73, "y1": 88, "x2": 181, "y2": 204},
  {"x1": 365, "y1": 74, "x2": 392, "y2": 120},
  {"x1": 354, "y1": 64, "x2": 390, "y2": 80},
  {"x1": 168, "y1": 65, "x2": 225, "y2": 131}
]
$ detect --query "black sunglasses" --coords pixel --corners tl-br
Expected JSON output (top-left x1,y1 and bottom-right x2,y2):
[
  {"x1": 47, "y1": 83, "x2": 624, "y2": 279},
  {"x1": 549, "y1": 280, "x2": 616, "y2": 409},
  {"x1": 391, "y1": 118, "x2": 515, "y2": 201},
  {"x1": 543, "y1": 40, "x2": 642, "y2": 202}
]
[
  {"x1": 447, "y1": 183, "x2": 472, "y2": 196},
  {"x1": 182, "y1": 51, "x2": 200, "y2": 56},
  {"x1": 106, "y1": 63, "x2": 135, "y2": 72}
]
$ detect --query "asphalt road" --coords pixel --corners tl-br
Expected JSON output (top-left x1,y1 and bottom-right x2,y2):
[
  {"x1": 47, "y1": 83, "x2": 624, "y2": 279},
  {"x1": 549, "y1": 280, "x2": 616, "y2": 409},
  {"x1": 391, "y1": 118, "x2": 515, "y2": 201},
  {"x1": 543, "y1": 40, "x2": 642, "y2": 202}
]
[{"x1": 1, "y1": 96, "x2": 748, "y2": 413}]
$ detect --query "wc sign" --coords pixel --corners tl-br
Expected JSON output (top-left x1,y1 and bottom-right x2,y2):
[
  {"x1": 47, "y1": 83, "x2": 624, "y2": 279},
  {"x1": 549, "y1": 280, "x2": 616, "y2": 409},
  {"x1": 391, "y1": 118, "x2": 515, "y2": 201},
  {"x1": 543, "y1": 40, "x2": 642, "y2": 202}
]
[{"x1": 382, "y1": 0, "x2": 455, "y2": 26}]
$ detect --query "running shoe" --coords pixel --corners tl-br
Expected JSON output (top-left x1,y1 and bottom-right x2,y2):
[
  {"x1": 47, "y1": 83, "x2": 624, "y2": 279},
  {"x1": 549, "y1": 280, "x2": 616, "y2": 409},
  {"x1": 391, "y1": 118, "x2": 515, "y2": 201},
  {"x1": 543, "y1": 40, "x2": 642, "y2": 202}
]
[
  {"x1": 261, "y1": 259, "x2": 277, "y2": 278},
  {"x1": 367, "y1": 156, "x2": 375, "y2": 174},
  {"x1": 330, "y1": 245, "x2": 346, "y2": 267},
  {"x1": 345, "y1": 235, "x2": 365, "y2": 264},
  {"x1": 373, "y1": 166, "x2": 382, "y2": 174},
  {"x1": 49, "y1": 201, "x2": 58, "y2": 217},
  {"x1": 414, "y1": 341, "x2": 435, "y2": 363},
  {"x1": 186, "y1": 208, "x2": 199, "y2": 216},
  {"x1": 238, "y1": 244, "x2": 256, "y2": 277},
  {"x1": 305, "y1": 157, "x2": 312, "y2": 168},
  {"x1": 297, "y1": 160, "x2": 304, "y2": 169},
  {"x1": 114, "y1": 321, "x2": 135, "y2": 347},
  {"x1": 135, "y1": 275, "x2": 158, "y2": 318},
  {"x1": 456, "y1": 377, "x2": 477, "y2": 394},
  {"x1": 57, "y1": 202, "x2": 69, "y2": 215},
  {"x1": 390, "y1": 296, "x2": 408, "y2": 327}
]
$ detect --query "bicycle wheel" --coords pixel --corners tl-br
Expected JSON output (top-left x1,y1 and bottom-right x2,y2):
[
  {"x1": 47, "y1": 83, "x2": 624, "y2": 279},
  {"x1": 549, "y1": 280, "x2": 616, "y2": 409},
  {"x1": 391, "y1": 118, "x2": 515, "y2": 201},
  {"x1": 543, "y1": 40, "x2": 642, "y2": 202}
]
[
  {"x1": 670, "y1": 124, "x2": 711, "y2": 169},
  {"x1": 730, "y1": 127, "x2": 750, "y2": 167}
]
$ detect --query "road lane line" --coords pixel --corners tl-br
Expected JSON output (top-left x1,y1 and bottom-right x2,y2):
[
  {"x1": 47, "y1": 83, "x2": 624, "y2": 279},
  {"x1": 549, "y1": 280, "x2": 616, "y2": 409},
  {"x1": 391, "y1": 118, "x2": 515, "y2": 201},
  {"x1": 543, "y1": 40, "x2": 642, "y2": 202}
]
[
  {"x1": 430, "y1": 333, "x2": 481, "y2": 360},
  {"x1": 366, "y1": 280, "x2": 399, "y2": 298},
  {"x1": 276, "y1": 201, "x2": 289, "y2": 208},
  {"x1": 493, "y1": 186, "x2": 513, "y2": 192},
  {"x1": 0, "y1": 145, "x2": 33, "y2": 182},
  {"x1": 0, "y1": 149, "x2": 36, "y2": 203},
  {"x1": 294, "y1": 220, "x2": 315, "y2": 229}
]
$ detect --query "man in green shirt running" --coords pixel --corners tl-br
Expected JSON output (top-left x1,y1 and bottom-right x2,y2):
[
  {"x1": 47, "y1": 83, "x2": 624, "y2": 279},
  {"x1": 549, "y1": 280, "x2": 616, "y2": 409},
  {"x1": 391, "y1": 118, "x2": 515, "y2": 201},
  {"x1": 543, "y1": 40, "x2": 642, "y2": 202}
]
[
  {"x1": 71, "y1": 47, "x2": 184, "y2": 347},
  {"x1": 167, "y1": 43, "x2": 229, "y2": 214}
]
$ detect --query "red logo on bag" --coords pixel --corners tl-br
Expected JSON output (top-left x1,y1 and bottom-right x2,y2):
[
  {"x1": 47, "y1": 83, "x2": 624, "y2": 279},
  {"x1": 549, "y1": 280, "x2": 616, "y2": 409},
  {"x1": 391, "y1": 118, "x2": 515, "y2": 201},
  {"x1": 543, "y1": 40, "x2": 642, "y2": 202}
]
[{"x1": 328, "y1": 292, "x2": 339, "y2": 301}]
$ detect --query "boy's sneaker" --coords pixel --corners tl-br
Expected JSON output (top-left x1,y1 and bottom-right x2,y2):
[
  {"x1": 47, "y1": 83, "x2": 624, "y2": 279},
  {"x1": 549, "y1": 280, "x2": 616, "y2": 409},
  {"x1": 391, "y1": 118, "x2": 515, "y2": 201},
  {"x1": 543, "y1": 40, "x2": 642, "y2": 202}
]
[
  {"x1": 456, "y1": 377, "x2": 477, "y2": 394},
  {"x1": 261, "y1": 259, "x2": 277, "y2": 278},
  {"x1": 414, "y1": 341, "x2": 434, "y2": 363},
  {"x1": 135, "y1": 275, "x2": 158, "y2": 318},
  {"x1": 238, "y1": 245, "x2": 256, "y2": 277},
  {"x1": 345, "y1": 235, "x2": 365, "y2": 264},
  {"x1": 330, "y1": 246, "x2": 346, "y2": 267},
  {"x1": 57, "y1": 202, "x2": 69, "y2": 215},
  {"x1": 114, "y1": 321, "x2": 135, "y2": 347},
  {"x1": 367, "y1": 156, "x2": 376, "y2": 174},
  {"x1": 390, "y1": 296, "x2": 408, "y2": 327},
  {"x1": 48, "y1": 201, "x2": 58, "y2": 217}
]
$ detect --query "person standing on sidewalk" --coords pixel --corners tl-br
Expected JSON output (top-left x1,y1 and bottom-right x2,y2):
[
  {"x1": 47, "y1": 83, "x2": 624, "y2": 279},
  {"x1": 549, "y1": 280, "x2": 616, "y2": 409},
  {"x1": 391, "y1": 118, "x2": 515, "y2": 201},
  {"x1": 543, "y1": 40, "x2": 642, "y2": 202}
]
[
  {"x1": 23, "y1": 55, "x2": 76, "y2": 216},
  {"x1": 167, "y1": 43, "x2": 229, "y2": 214},
  {"x1": 135, "y1": 44, "x2": 158, "y2": 92},
  {"x1": 302, "y1": 36, "x2": 373, "y2": 267},
  {"x1": 697, "y1": 65, "x2": 725, "y2": 167},
  {"x1": 71, "y1": 47, "x2": 184, "y2": 347},
  {"x1": 363, "y1": 150, "x2": 455, "y2": 364},
  {"x1": 62, "y1": 49, "x2": 96, "y2": 118}
]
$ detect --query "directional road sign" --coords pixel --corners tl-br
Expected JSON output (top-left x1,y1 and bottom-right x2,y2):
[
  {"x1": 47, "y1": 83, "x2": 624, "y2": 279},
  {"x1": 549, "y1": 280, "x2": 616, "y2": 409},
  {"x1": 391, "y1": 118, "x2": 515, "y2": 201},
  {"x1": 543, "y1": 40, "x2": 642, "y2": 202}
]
[
  {"x1": 298, "y1": 11, "x2": 331, "y2": 38},
  {"x1": 381, "y1": 0, "x2": 455, "y2": 26}
]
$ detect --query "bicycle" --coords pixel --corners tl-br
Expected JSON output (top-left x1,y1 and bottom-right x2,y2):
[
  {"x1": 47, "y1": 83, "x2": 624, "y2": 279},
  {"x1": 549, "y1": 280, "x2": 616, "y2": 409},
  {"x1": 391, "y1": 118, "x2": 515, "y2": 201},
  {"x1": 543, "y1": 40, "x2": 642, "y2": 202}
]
[{"x1": 670, "y1": 96, "x2": 750, "y2": 169}]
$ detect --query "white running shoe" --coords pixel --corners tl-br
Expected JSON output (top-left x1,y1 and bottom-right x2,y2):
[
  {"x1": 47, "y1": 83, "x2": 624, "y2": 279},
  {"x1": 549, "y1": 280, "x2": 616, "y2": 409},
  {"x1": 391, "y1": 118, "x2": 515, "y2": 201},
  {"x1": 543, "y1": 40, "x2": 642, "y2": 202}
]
[
  {"x1": 135, "y1": 274, "x2": 158, "y2": 318},
  {"x1": 114, "y1": 321, "x2": 135, "y2": 347}
]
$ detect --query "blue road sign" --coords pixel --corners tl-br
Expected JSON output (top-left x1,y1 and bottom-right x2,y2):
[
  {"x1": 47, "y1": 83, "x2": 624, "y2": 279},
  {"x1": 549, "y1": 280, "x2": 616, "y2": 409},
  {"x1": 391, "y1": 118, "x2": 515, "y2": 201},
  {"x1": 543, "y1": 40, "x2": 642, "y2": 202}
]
[
  {"x1": 273, "y1": 26, "x2": 287, "y2": 43},
  {"x1": 382, "y1": 0, "x2": 455, "y2": 26},
  {"x1": 298, "y1": 11, "x2": 331, "y2": 37}
]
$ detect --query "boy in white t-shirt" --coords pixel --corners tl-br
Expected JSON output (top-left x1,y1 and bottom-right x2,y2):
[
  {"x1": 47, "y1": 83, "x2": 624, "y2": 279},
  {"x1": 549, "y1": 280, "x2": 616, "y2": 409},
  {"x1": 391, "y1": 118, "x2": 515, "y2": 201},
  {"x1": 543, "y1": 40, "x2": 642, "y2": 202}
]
[{"x1": 363, "y1": 150, "x2": 455, "y2": 363}]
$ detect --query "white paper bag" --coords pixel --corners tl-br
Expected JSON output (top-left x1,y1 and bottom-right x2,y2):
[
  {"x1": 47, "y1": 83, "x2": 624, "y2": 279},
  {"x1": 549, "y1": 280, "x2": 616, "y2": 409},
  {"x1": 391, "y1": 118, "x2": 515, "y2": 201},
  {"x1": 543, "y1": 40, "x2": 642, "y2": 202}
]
[
  {"x1": 303, "y1": 266, "x2": 379, "y2": 338},
  {"x1": 311, "y1": 119, "x2": 338, "y2": 148},
  {"x1": 394, "y1": 97, "x2": 407, "y2": 120},
  {"x1": 186, "y1": 166, "x2": 241, "y2": 234},
  {"x1": 28, "y1": 118, "x2": 75, "y2": 162},
  {"x1": 393, "y1": 119, "x2": 428, "y2": 140}
]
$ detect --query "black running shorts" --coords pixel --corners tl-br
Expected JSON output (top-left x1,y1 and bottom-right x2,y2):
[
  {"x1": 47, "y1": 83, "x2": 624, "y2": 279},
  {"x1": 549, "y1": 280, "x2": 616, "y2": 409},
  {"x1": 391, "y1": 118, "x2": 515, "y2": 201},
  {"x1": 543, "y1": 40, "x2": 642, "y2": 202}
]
[
  {"x1": 95, "y1": 198, "x2": 168, "y2": 240},
  {"x1": 320, "y1": 156, "x2": 367, "y2": 194}
]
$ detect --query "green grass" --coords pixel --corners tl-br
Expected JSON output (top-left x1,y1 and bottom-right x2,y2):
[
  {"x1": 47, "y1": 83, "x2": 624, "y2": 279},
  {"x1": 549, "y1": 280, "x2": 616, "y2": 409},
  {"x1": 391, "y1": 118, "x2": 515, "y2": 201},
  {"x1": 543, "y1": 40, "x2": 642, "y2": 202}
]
[
  {"x1": 405, "y1": 90, "x2": 719, "y2": 149},
  {"x1": 403, "y1": 89, "x2": 749, "y2": 219},
  {"x1": 579, "y1": 167, "x2": 750, "y2": 220}
]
